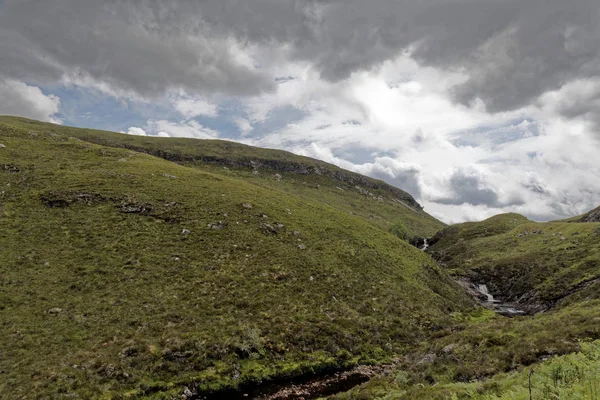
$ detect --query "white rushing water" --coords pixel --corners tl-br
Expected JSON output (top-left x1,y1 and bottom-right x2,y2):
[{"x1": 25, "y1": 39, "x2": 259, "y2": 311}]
[
  {"x1": 475, "y1": 283, "x2": 525, "y2": 316},
  {"x1": 477, "y1": 284, "x2": 496, "y2": 303},
  {"x1": 420, "y1": 238, "x2": 429, "y2": 251}
]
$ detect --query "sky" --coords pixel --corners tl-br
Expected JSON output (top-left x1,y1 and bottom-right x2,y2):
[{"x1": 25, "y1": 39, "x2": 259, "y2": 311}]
[{"x1": 1, "y1": 0, "x2": 600, "y2": 223}]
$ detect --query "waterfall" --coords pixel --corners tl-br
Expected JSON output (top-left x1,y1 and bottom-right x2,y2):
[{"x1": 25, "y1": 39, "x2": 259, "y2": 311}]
[
  {"x1": 420, "y1": 238, "x2": 429, "y2": 251},
  {"x1": 477, "y1": 284, "x2": 495, "y2": 303}
]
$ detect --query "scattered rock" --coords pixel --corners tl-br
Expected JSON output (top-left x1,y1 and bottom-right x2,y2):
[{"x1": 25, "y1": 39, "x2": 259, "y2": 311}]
[
  {"x1": 560, "y1": 236, "x2": 566, "y2": 240},
  {"x1": 40, "y1": 191, "x2": 107, "y2": 208},
  {"x1": 0, "y1": 144, "x2": 5, "y2": 148},
  {"x1": 118, "y1": 202, "x2": 153, "y2": 214},
  {"x1": 163, "y1": 350, "x2": 193, "y2": 363},
  {"x1": 252, "y1": 169, "x2": 259, "y2": 175},
  {"x1": 183, "y1": 387, "x2": 194, "y2": 398},
  {"x1": 293, "y1": 231, "x2": 301, "y2": 237},
  {"x1": 417, "y1": 353, "x2": 437, "y2": 364},
  {"x1": 181, "y1": 229, "x2": 191, "y2": 236},
  {"x1": 262, "y1": 223, "x2": 279, "y2": 234},
  {"x1": 298, "y1": 244, "x2": 307, "y2": 250},
  {"x1": 121, "y1": 346, "x2": 139, "y2": 357},
  {"x1": 442, "y1": 343, "x2": 458, "y2": 354},
  {"x1": 1, "y1": 164, "x2": 21, "y2": 172},
  {"x1": 275, "y1": 223, "x2": 285, "y2": 229},
  {"x1": 274, "y1": 173, "x2": 282, "y2": 181},
  {"x1": 242, "y1": 202, "x2": 253, "y2": 209},
  {"x1": 208, "y1": 223, "x2": 225, "y2": 230},
  {"x1": 48, "y1": 307, "x2": 63, "y2": 315},
  {"x1": 162, "y1": 173, "x2": 177, "y2": 179}
]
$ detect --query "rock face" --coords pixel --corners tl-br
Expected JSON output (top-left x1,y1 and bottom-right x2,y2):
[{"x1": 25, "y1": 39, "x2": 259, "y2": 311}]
[
  {"x1": 580, "y1": 206, "x2": 600, "y2": 222},
  {"x1": 100, "y1": 141, "x2": 424, "y2": 210}
]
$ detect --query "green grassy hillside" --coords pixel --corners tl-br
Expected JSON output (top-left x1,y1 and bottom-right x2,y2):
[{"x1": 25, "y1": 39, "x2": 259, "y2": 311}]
[
  {"x1": 331, "y1": 211, "x2": 600, "y2": 400},
  {"x1": 1, "y1": 116, "x2": 444, "y2": 240},
  {"x1": 428, "y1": 213, "x2": 600, "y2": 309},
  {"x1": 0, "y1": 118, "x2": 468, "y2": 399}
]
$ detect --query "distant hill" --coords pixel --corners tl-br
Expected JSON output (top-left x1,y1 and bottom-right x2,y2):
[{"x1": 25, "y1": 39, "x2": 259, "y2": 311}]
[
  {"x1": 336, "y1": 211, "x2": 600, "y2": 400},
  {"x1": 0, "y1": 116, "x2": 467, "y2": 399},
  {"x1": 428, "y1": 212, "x2": 600, "y2": 311}
]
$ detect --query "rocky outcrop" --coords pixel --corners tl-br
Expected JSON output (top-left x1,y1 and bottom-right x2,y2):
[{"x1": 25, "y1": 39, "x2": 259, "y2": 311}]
[
  {"x1": 80, "y1": 140, "x2": 423, "y2": 210},
  {"x1": 580, "y1": 206, "x2": 600, "y2": 222}
]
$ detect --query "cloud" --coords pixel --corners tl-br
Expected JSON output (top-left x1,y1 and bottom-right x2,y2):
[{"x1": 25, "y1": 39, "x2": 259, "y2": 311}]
[
  {"x1": 172, "y1": 95, "x2": 219, "y2": 118},
  {"x1": 354, "y1": 158, "x2": 423, "y2": 199},
  {"x1": 126, "y1": 127, "x2": 147, "y2": 136},
  {"x1": 536, "y1": 78, "x2": 600, "y2": 132},
  {"x1": 126, "y1": 119, "x2": 219, "y2": 139},
  {"x1": 0, "y1": 0, "x2": 274, "y2": 99},
  {"x1": 147, "y1": 119, "x2": 218, "y2": 139},
  {"x1": 0, "y1": 79, "x2": 61, "y2": 123},
  {"x1": 433, "y1": 167, "x2": 501, "y2": 207},
  {"x1": 2, "y1": 0, "x2": 600, "y2": 120},
  {"x1": 234, "y1": 117, "x2": 254, "y2": 136}
]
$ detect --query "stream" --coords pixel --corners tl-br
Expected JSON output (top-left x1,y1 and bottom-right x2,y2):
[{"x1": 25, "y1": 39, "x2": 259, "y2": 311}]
[{"x1": 457, "y1": 278, "x2": 527, "y2": 316}]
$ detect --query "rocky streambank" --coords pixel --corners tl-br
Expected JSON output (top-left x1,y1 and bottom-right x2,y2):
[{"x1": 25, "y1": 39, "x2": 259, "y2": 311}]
[
  {"x1": 456, "y1": 278, "x2": 529, "y2": 316},
  {"x1": 187, "y1": 364, "x2": 390, "y2": 400}
]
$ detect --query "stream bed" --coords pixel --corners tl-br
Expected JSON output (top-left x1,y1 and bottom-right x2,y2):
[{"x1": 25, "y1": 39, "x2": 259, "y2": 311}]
[
  {"x1": 191, "y1": 364, "x2": 389, "y2": 400},
  {"x1": 456, "y1": 278, "x2": 527, "y2": 316}
]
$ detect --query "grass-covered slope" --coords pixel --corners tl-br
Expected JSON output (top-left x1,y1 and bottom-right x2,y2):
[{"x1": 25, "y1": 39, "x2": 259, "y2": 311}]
[
  {"x1": 332, "y1": 211, "x2": 600, "y2": 400},
  {"x1": 0, "y1": 116, "x2": 445, "y2": 240},
  {"x1": 428, "y1": 212, "x2": 600, "y2": 309},
  {"x1": 0, "y1": 119, "x2": 468, "y2": 398}
]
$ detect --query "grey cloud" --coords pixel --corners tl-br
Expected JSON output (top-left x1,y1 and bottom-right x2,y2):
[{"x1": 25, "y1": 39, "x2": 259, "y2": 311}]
[
  {"x1": 1, "y1": 0, "x2": 600, "y2": 118},
  {"x1": 435, "y1": 169, "x2": 500, "y2": 206},
  {"x1": 357, "y1": 159, "x2": 423, "y2": 199},
  {"x1": 0, "y1": 0, "x2": 275, "y2": 98},
  {"x1": 546, "y1": 81, "x2": 600, "y2": 130},
  {"x1": 434, "y1": 168, "x2": 525, "y2": 207},
  {"x1": 448, "y1": 1, "x2": 600, "y2": 113}
]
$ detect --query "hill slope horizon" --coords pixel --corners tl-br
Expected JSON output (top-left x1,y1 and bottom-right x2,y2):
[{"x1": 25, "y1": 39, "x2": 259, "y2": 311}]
[{"x1": 0, "y1": 117, "x2": 467, "y2": 398}]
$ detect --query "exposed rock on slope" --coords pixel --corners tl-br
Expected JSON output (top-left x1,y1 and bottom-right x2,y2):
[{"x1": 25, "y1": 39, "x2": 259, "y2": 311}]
[{"x1": 580, "y1": 205, "x2": 600, "y2": 222}]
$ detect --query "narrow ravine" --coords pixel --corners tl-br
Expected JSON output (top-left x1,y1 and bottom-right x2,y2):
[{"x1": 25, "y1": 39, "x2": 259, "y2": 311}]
[{"x1": 456, "y1": 278, "x2": 528, "y2": 316}]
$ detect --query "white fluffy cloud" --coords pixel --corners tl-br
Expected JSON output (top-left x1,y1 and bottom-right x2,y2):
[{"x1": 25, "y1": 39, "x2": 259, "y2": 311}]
[
  {"x1": 172, "y1": 95, "x2": 219, "y2": 118},
  {"x1": 233, "y1": 54, "x2": 600, "y2": 223},
  {"x1": 126, "y1": 127, "x2": 147, "y2": 136},
  {"x1": 126, "y1": 120, "x2": 219, "y2": 140},
  {"x1": 0, "y1": 79, "x2": 61, "y2": 123},
  {"x1": 234, "y1": 117, "x2": 254, "y2": 136}
]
